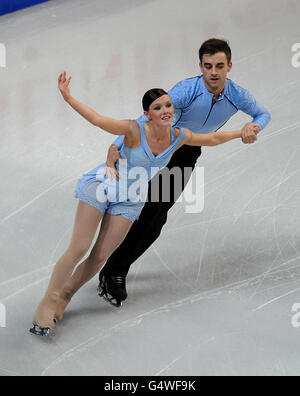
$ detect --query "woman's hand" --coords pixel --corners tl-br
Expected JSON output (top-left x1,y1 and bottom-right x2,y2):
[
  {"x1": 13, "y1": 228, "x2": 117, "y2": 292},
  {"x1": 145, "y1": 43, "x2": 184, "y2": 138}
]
[
  {"x1": 103, "y1": 144, "x2": 123, "y2": 180},
  {"x1": 58, "y1": 71, "x2": 72, "y2": 101}
]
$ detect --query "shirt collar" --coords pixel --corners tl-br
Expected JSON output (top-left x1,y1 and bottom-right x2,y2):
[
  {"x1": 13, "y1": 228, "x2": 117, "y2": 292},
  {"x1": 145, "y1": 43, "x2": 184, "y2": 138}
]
[{"x1": 200, "y1": 75, "x2": 229, "y2": 100}]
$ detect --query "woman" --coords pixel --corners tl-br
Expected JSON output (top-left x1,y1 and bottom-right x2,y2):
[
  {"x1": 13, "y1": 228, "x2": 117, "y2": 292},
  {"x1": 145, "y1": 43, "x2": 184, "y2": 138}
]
[{"x1": 30, "y1": 72, "x2": 244, "y2": 336}]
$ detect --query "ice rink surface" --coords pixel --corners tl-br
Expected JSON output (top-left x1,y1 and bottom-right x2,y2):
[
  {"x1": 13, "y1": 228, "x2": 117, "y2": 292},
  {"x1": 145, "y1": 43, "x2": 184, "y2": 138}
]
[{"x1": 1, "y1": 0, "x2": 300, "y2": 376}]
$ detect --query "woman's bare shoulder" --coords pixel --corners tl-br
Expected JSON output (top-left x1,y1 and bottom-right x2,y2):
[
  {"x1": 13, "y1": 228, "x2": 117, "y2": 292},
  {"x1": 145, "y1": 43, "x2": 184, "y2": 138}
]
[{"x1": 124, "y1": 120, "x2": 141, "y2": 148}]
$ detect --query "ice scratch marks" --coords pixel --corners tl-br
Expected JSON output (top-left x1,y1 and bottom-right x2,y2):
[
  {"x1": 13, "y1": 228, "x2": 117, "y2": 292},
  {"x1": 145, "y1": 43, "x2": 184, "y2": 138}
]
[
  {"x1": 234, "y1": 47, "x2": 271, "y2": 65},
  {"x1": 1, "y1": 276, "x2": 51, "y2": 303},
  {"x1": 41, "y1": 292, "x2": 217, "y2": 376},
  {"x1": 154, "y1": 356, "x2": 183, "y2": 376},
  {"x1": 253, "y1": 286, "x2": 300, "y2": 312},
  {"x1": 0, "y1": 264, "x2": 52, "y2": 290},
  {"x1": 221, "y1": 122, "x2": 300, "y2": 163},
  {"x1": 152, "y1": 245, "x2": 194, "y2": 289},
  {"x1": 254, "y1": 165, "x2": 300, "y2": 228},
  {"x1": 0, "y1": 225, "x2": 71, "y2": 302},
  {"x1": 195, "y1": 161, "x2": 258, "y2": 283},
  {"x1": 0, "y1": 157, "x2": 100, "y2": 227},
  {"x1": 0, "y1": 366, "x2": 21, "y2": 376},
  {"x1": 262, "y1": 122, "x2": 300, "y2": 143},
  {"x1": 40, "y1": 262, "x2": 300, "y2": 376},
  {"x1": 166, "y1": 206, "x2": 275, "y2": 235},
  {"x1": 249, "y1": 144, "x2": 300, "y2": 297},
  {"x1": 0, "y1": 176, "x2": 77, "y2": 226},
  {"x1": 154, "y1": 336, "x2": 216, "y2": 376},
  {"x1": 47, "y1": 225, "x2": 72, "y2": 267}
]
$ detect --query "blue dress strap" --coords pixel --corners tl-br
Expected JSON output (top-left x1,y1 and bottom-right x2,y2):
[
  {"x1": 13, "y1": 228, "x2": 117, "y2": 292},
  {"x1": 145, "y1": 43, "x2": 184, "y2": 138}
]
[
  {"x1": 173, "y1": 127, "x2": 186, "y2": 147},
  {"x1": 170, "y1": 127, "x2": 175, "y2": 143},
  {"x1": 139, "y1": 121, "x2": 148, "y2": 151}
]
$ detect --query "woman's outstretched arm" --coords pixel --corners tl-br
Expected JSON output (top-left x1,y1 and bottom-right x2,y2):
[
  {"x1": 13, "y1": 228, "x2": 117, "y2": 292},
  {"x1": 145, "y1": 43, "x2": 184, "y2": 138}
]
[
  {"x1": 183, "y1": 128, "x2": 246, "y2": 147},
  {"x1": 58, "y1": 72, "x2": 133, "y2": 136}
]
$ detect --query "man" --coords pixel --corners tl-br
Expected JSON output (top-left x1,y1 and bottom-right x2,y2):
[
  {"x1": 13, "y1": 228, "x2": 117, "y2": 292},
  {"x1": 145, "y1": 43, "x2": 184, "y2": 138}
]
[{"x1": 97, "y1": 38, "x2": 271, "y2": 307}]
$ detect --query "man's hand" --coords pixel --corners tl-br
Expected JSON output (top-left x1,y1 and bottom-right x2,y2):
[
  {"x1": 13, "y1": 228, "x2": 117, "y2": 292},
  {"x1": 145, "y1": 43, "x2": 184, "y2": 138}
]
[
  {"x1": 103, "y1": 145, "x2": 122, "y2": 180},
  {"x1": 241, "y1": 122, "x2": 260, "y2": 144}
]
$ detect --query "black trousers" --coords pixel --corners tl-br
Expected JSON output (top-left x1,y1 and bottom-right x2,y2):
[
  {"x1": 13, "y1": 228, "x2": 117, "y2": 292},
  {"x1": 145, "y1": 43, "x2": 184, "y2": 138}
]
[{"x1": 100, "y1": 145, "x2": 202, "y2": 278}]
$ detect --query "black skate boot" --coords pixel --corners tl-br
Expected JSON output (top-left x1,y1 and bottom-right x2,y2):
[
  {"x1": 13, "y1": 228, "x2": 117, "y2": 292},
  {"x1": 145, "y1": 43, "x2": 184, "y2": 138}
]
[{"x1": 98, "y1": 274, "x2": 127, "y2": 308}]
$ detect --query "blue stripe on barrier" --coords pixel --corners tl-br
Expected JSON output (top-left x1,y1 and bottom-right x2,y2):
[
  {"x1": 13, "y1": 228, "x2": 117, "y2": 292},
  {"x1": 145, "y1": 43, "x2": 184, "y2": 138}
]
[{"x1": 0, "y1": 0, "x2": 50, "y2": 16}]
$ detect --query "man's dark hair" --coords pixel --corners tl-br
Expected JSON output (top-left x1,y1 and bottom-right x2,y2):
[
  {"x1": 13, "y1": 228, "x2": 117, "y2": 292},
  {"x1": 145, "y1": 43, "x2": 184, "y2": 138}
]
[
  {"x1": 142, "y1": 88, "x2": 168, "y2": 111},
  {"x1": 199, "y1": 38, "x2": 232, "y2": 64}
]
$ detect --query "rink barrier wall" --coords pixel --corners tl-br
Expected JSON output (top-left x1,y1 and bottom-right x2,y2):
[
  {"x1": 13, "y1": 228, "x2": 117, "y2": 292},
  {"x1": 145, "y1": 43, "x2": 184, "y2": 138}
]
[{"x1": 0, "y1": 0, "x2": 50, "y2": 16}]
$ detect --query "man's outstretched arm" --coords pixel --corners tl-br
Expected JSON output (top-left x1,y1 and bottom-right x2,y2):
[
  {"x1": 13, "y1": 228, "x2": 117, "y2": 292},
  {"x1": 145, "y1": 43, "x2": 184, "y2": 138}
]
[{"x1": 234, "y1": 86, "x2": 271, "y2": 143}]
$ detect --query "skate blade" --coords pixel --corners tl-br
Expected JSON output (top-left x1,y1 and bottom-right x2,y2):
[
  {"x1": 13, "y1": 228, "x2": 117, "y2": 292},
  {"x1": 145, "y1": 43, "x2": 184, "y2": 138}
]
[
  {"x1": 29, "y1": 324, "x2": 52, "y2": 337},
  {"x1": 97, "y1": 286, "x2": 122, "y2": 308}
]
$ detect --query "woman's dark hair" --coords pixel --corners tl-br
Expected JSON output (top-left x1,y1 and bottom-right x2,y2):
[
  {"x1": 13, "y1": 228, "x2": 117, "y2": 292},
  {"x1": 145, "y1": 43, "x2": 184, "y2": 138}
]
[
  {"x1": 199, "y1": 38, "x2": 232, "y2": 64},
  {"x1": 142, "y1": 88, "x2": 168, "y2": 111}
]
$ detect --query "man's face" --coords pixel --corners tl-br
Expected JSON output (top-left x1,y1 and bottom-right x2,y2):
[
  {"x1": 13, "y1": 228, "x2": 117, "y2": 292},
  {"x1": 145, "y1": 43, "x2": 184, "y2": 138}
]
[{"x1": 200, "y1": 52, "x2": 232, "y2": 94}]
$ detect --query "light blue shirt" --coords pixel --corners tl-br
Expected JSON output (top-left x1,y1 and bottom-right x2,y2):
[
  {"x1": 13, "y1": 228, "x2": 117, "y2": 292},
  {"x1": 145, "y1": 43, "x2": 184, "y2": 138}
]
[{"x1": 113, "y1": 75, "x2": 271, "y2": 148}]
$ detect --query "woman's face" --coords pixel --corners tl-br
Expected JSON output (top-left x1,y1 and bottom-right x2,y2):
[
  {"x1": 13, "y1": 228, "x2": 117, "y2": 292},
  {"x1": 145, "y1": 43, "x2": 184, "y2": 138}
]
[{"x1": 145, "y1": 95, "x2": 174, "y2": 126}]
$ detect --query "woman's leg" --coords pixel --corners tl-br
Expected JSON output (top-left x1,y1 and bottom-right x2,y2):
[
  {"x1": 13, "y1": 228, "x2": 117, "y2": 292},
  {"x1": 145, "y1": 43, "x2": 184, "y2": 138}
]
[
  {"x1": 55, "y1": 213, "x2": 133, "y2": 320},
  {"x1": 32, "y1": 201, "x2": 102, "y2": 329}
]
